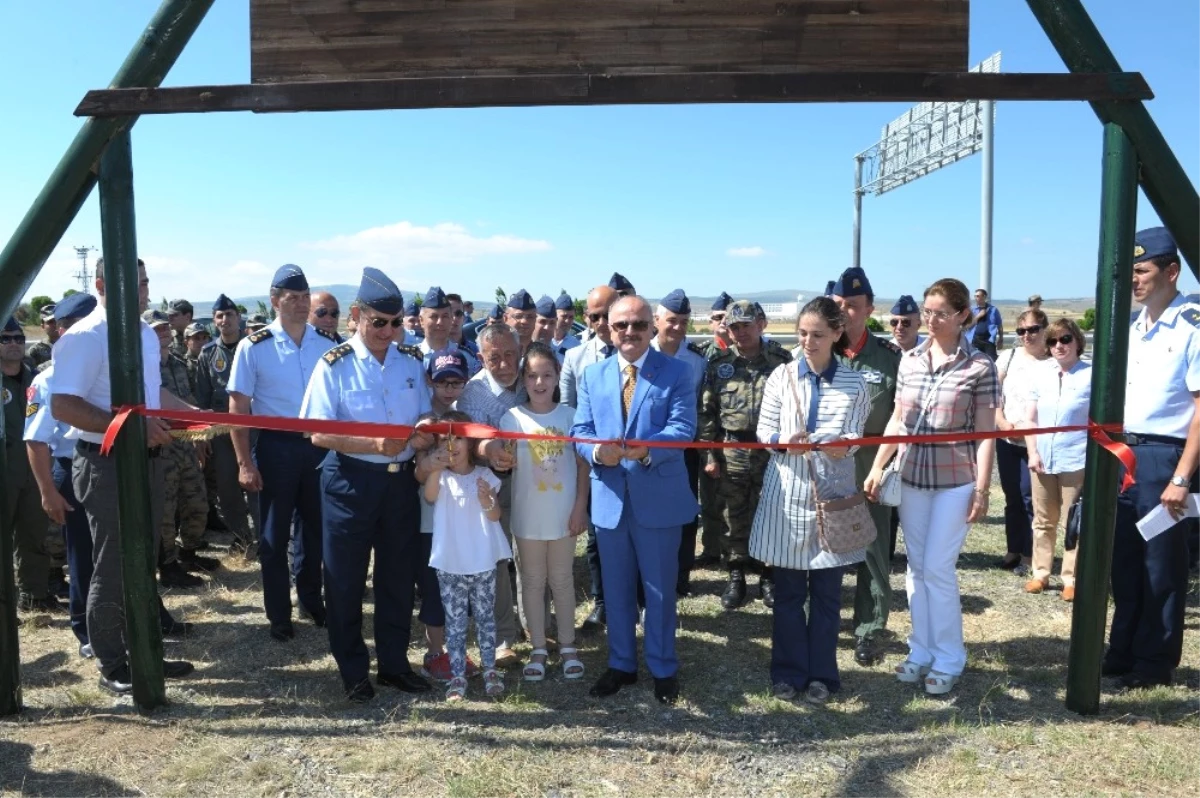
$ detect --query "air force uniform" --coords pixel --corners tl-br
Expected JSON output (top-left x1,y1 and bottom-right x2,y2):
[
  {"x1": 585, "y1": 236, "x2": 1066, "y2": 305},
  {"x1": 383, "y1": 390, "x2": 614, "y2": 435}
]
[
  {"x1": 1106, "y1": 227, "x2": 1200, "y2": 686},
  {"x1": 227, "y1": 264, "x2": 337, "y2": 634},
  {"x1": 552, "y1": 292, "x2": 581, "y2": 358},
  {"x1": 300, "y1": 268, "x2": 432, "y2": 698}
]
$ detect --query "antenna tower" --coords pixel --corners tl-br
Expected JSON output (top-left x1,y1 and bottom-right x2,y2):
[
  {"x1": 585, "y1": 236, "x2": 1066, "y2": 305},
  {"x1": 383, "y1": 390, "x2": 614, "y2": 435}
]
[{"x1": 73, "y1": 246, "x2": 96, "y2": 293}]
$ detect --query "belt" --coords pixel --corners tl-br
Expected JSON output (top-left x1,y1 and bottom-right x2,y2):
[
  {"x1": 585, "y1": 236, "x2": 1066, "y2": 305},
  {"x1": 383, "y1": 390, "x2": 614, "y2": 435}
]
[
  {"x1": 723, "y1": 430, "x2": 758, "y2": 443},
  {"x1": 259, "y1": 429, "x2": 307, "y2": 439},
  {"x1": 333, "y1": 452, "x2": 414, "y2": 474},
  {"x1": 77, "y1": 439, "x2": 161, "y2": 458},
  {"x1": 1125, "y1": 433, "x2": 1186, "y2": 447}
]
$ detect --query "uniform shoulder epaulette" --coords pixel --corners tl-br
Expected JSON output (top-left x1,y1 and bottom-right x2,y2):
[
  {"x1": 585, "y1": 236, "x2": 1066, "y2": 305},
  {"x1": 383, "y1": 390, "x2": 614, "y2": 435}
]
[
  {"x1": 687, "y1": 341, "x2": 706, "y2": 357},
  {"x1": 1180, "y1": 307, "x2": 1200, "y2": 328},
  {"x1": 248, "y1": 328, "x2": 273, "y2": 345},
  {"x1": 315, "y1": 327, "x2": 339, "y2": 343},
  {"x1": 876, "y1": 336, "x2": 902, "y2": 354},
  {"x1": 398, "y1": 344, "x2": 423, "y2": 360},
  {"x1": 323, "y1": 342, "x2": 353, "y2": 365},
  {"x1": 201, "y1": 339, "x2": 218, "y2": 351}
]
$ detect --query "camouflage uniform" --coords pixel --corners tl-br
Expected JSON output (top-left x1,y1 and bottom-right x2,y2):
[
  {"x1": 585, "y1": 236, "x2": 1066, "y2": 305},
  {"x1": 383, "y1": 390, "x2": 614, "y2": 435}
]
[
  {"x1": 195, "y1": 334, "x2": 259, "y2": 547},
  {"x1": 698, "y1": 336, "x2": 792, "y2": 571},
  {"x1": 26, "y1": 341, "x2": 52, "y2": 371},
  {"x1": 695, "y1": 338, "x2": 730, "y2": 560},
  {"x1": 159, "y1": 353, "x2": 208, "y2": 562},
  {"x1": 169, "y1": 328, "x2": 188, "y2": 361}
]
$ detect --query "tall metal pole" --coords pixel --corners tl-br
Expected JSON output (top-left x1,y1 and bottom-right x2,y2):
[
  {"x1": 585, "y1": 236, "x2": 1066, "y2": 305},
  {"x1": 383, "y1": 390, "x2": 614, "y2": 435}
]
[
  {"x1": 98, "y1": 131, "x2": 166, "y2": 710},
  {"x1": 979, "y1": 100, "x2": 995, "y2": 297},
  {"x1": 0, "y1": 0, "x2": 215, "y2": 320},
  {"x1": 1065, "y1": 123, "x2": 1137, "y2": 715},
  {"x1": 1025, "y1": 0, "x2": 1198, "y2": 277},
  {"x1": 0, "y1": 441, "x2": 20, "y2": 716},
  {"x1": 852, "y1": 155, "x2": 864, "y2": 270}
]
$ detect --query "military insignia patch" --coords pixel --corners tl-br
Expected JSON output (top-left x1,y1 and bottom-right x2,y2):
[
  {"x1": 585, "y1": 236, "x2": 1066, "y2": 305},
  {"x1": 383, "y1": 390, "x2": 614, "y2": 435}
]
[
  {"x1": 323, "y1": 343, "x2": 353, "y2": 365},
  {"x1": 214, "y1": 351, "x2": 228, "y2": 372},
  {"x1": 25, "y1": 402, "x2": 38, "y2": 418},
  {"x1": 1181, "y1": 307, "x2": 1200, "y2": 328},
  {"x1": 407, "y1": 377, "x2": 416, "y2": 389},
  {"x1": 1133, "y1": 244, "x2": 1145, "y2": 258},
  {"x1": 26, "y1": 386, "x2": 36, "y2": 402},
  {"x1": 248, "y1": 328, "x2": 274, "y2": 345},
  {"x1": 852, "y1": 278, "x2": 862, "y2": 289},
  {"x1": 716, "y1": 363, "x2": 735, "y2": 379},
  {"x1": 1, "y1": 387, "x2": 10, "y2": 405}
]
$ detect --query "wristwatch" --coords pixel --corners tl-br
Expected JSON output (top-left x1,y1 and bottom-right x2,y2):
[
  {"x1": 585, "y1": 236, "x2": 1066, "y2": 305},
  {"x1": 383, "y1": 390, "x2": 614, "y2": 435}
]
[{"x1": 1170, "y1": 475, "x2": 1189, "y2": 488}]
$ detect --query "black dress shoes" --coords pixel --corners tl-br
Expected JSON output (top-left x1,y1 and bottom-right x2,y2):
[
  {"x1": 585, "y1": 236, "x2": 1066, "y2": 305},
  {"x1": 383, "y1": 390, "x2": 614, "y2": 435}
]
[
  {"x1": 161, "y1": 619, "x2": 194, "y2": 638},
  {"x1": 589, "y1": 668, "x2": 637, "y2": 698},
  {"x1": 1119, "y1": 672, "x2": 1172, "y2": 690},
  {"x1": 721, "y1": 569, "x2": 747, "y2": 610},
  {"x1": 164, "y1": 660, "x2": 196, "y2": 679},
  {"x1": 269, "y1": 621, "x2": 295, "y2": 642},
  {"x1": 179, "y1": 548, "x2": 222, "y2": 573},
  {"x1": 346, "y1": 679, "x2": 376, "y2": 703},
  {"x1": 79, "y1": 642, "x2": 94, "y2": 659},
  {"x1": 854, "y1": 636, "x2": 879, "y2": 666},
  {"x1": 759, "y1": 573, "x2": 776, "y2": 609},
  {"x1": 99, "y1": 667, "x2": 134, "y2": 696},
  {"x1": 299, "y1": 604, "x2": 327, "y2": 628},
  {"x1": 581, "y1": 603, "x2": 607, "y2": 632},
  {"x1": 377, "y1": 670, "x2": 433, "y2": 693},
  {"x1": 654, "y1": 675, "x2": 680, "y2": 705}
]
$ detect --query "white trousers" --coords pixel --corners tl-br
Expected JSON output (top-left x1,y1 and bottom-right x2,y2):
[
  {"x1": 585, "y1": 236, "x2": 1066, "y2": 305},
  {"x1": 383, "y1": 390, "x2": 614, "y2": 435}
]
[{"x1": 898, "y1": 482, "x2": 974, "y2": 675}]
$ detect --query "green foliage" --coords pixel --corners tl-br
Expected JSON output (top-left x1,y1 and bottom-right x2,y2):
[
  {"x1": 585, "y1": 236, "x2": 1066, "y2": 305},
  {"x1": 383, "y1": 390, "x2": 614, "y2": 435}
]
[
  {"x1": 573, "y1": 299, "x2": 587, "y2": 319},
  {"x1": 160, "y1": 296, "x2": 169, "y2": 311},
  {"x1": 495, "y1": 286, "x2": 507, "y2": 306},
  {"x1": 13, "y1": 303, "x2": 34, "y2": 324},
  {"x1": 29, "y1": 295, "x2": 54, "y2": 316},
  {"x1": 61, "y1": 289, "x2": 80, "y2": 299},
  {"x1": 235, "y1": 304, "x2": 248, "y2": 315},
  {"x1": 1079, "y1": 308, "x2": 1096, "y2": 331},
  {"x1": 866, "y1": 316, "x2": 885, "y2": 333}
]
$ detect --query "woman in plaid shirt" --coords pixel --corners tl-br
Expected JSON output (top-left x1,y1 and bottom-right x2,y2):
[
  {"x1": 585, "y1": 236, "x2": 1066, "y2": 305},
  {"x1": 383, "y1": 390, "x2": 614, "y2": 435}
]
[{"x1": 865, "y1": 278, "x2": 1000, "y2": 695}]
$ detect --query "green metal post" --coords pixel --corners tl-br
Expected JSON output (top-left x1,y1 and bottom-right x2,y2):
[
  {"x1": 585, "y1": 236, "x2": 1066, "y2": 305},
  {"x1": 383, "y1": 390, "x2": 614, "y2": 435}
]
[
  {"x1": 1025, "y1": 0, "x2": 1199, "y2": 277},
  {"x1": 0, "y1": 0, "x2": 215, "y2": 320},
  {"x1": 98, "y1": 130, "x2": 166, "y2": 710},
  {"x1": 1065, "y1": 123, "x2": 1137, "y2": 715},
  {"x1": 0, "y1": 441, "x2": 20, "y2": 716}
]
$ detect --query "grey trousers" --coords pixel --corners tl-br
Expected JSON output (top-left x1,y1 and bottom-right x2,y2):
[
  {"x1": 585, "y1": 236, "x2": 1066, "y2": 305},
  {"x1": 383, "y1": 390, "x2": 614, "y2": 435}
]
[{"x1": 73, "y1": 445, "x2": 166, "y2": 678}]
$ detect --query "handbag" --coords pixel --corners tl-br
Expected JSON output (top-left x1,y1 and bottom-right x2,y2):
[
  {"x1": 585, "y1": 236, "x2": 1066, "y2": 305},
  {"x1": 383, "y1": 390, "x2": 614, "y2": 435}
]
[
  {"x1": 1064, "y1": 494, "x2": 1083, "y2": 551},
  {"x1": 787, "y1": 365, "x2": 877, "y2": 554},
  {"x1": 878, "y1": 354, "x2": 970, "y2": 507}
]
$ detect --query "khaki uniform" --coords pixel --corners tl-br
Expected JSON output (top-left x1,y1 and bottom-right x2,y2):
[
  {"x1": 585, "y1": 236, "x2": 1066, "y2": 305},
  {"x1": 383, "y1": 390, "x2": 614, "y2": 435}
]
[
  {"x1": 3, "y1": 363, "x2": 51, "y2": 599},
  {"x1": 159, "y1": 353, "x2": 207, "y2": 562},
  {"x1": 838, "y1": 332, "x2": 901, "y2": 640},
  {"x1": 699, "y1": 339, "x2": 792, "y2": 565}
]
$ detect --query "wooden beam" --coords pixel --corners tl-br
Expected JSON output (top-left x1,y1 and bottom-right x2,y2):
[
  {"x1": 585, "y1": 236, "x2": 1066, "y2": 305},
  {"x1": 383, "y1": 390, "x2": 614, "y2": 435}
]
[{"x1": 75, "y1": 72, "x2": 1153, "y2": 117}]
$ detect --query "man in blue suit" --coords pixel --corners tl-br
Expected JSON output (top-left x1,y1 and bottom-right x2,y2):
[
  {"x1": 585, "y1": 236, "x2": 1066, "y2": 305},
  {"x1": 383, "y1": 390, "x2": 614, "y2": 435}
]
[{"x1": 572, "y1": 295, "x2": 699, "y2": 704}]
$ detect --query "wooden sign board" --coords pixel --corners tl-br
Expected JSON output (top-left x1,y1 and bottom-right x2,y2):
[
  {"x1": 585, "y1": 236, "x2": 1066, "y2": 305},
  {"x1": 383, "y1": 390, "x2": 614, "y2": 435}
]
[{"x1": 251, "y1": 0, "x2": 970, "y2": 84}]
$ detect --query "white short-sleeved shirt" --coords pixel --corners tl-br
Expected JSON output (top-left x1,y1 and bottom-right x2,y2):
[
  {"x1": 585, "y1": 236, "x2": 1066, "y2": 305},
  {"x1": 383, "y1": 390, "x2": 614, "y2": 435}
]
[
  {"x1": 299, "y1": 336, "x2": 430, "y2": 465},
  {"x1": 50, "y1": 305, "x2": 162, "y2": 444},
  {"x1": 429, "y1": 466, "x2": 512, "y2": 575},
  {"x1": 1126, "y1": 293, "x2": 1200, "y2": 439},
  {"x1": 500, "y1": 404, "x2": 578, "y2": 540},
  {"x1": 998, "y1": 347, "x2": 1053, "y2": 445},
  {"x1": 227, "y1": 319, "x2": 335, "y2": 418},
  {"x1": 23, "y1": 365, "x2": 74, "y2": 459}
]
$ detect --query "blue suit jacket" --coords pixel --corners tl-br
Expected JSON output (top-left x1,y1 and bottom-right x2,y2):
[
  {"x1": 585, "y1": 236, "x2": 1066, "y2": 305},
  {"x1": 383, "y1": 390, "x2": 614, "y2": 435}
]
[{"x1": 571, "y1": 348, "x2": 700, "y2": 530}]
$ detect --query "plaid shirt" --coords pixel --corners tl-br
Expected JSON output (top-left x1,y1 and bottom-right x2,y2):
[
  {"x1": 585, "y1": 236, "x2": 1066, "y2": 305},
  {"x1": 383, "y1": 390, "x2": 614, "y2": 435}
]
[
  {"x1": 458, "y1": 368, "x2": 524, "y2": 427},
  {"x1": 897, "y1": 335, "x2": 999, "y2": 490}
]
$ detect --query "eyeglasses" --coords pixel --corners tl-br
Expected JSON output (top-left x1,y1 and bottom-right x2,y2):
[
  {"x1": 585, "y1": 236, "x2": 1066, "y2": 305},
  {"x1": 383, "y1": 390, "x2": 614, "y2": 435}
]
[
  {"x1": 365, "y1": 315, "x2": 403, "y2": 329},
  {"x1": 710, "y1": 313, "x2": 726, "y2": 323},
  {"x1": 611, "y1": 320, "x2": 651, "y2": 333},
  {"x1": 889, "y1": 318, "x2": 913, "y2": 329},
  {"x1": 435, "y1": 380, "x2": 466, "y2": 390},
  {"x1": 0, "y1": 335, "x2": 25, "y2": 344},
  {"x1": 920, "y1": 308, "x2": 955, "y2": 322},
  {"x1": 1015, "y1": 325, "x2": 1042, "y2": 336},
  {"x1": 587, "y1": 312, "x2": 607, "y2": 324},
  {"x1": 313, "y1": 307, "x2": 340, "y2": 319},
  {"x1": 1047, "y1": 334, "x2": 1075, "y2": 347},
  {"x1": 452, "y1": 310, "x2": 464, "y2": 318}
]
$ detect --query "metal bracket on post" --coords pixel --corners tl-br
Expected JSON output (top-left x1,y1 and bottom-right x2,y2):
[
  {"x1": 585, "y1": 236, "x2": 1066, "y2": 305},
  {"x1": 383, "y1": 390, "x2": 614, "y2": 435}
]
[
  {"x1": 98, "y1": 130, "x2": 166, "y2": 710},
  {"x1": 1065, "y1": 122, "x2": 1137, "y2": 715}
]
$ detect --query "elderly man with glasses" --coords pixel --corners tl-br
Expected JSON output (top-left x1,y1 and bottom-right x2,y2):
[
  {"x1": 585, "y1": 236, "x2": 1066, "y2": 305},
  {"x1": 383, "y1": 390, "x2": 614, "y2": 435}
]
[{"x1": 309, "y1": 291, "x2": 343, "y2": 343}]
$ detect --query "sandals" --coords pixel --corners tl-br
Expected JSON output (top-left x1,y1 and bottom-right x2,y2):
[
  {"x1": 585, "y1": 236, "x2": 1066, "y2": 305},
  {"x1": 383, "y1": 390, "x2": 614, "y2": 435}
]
[
  {"x1": 560, "y1": 647, "x2": 585, "y2": 680},
  {"x1": 924, "y1": 671, "x2": 960, "y2": 695},
  {"x1": 895, "y1": 660, "x2": 932, "y2": 683},
  {"x1": 445, "y1": 676, "x2": 467, "y2": 702},
  {"x1": 483, "y1": 668, "x2": 505, "y2": 697},
  {"x1": 523, "y1": 649, "x2": 549, "y2": 682}
]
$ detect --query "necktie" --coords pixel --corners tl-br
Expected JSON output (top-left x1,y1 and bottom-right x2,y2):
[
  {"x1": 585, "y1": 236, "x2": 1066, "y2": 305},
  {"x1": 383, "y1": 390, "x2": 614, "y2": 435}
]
[
  {"x1": 602, "y1": 344, "x2": 615, "y2": 359},
  {"x1": 805, "y1": 370, "x2": 821, "y2": 434},
  {"x1": 622, "y1": 364, "x2": 637, "y2": 420}
]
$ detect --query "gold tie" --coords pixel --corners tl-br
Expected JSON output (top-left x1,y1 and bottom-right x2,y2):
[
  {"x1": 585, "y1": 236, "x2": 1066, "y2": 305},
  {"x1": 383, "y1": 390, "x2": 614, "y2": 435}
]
[{"x1": 622, "y1": 364, "x2": 637, "y2": 420}]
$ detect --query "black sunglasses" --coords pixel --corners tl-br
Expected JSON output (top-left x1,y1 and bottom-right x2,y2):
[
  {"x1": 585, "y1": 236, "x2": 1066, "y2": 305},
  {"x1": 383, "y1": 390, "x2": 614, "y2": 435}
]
[
  {"x1": 889, "y1": 318, "x2": 912, "y2": 329},
  {"x1": 587, "y1": 312, "x2": 607, "y2": 323},
  {"x1": 365, "y1": 315, "x2": 403, "y2": 329},
  {"x1": 611, "y1": 320, "x2": 651, "y2": 333},
  {"x1": 1047, "y1": 334, "x2": 1075, "y2": 347},
  {"x1": 314, "y1": 307, "x2": 340, "y2": 319},
  {"x1": 0, "y1": 335, "x2": 25, "y2": 344},
  {"x1": 710, "y1": 313, "x2": 726, "y2": 322},
  {"x1": 1015, "y1": 325, "x2": 1043, "y2": 336}
]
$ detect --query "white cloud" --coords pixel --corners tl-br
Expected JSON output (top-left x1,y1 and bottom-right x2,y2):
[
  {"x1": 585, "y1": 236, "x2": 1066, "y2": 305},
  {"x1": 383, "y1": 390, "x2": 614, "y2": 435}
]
[{"x1": 727, "y1": 246, "x2": 767, "y2": 258}]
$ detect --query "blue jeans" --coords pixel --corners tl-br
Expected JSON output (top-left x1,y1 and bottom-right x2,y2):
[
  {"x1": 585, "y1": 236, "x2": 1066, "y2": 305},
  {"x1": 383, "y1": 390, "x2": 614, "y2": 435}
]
[
  {"x1": 771, "y1": 566, "x2": 844, "y2": 692},
  {"x1": 996, "y1": 440, "x2": 1033, "y2": 558}
]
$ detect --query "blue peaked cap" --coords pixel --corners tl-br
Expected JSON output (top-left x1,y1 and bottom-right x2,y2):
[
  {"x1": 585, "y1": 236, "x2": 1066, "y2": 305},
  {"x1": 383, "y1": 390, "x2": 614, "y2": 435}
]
[
  {"x1": 507, "y1": 289, "x2": 536, "y2": 311},
  {"x1": 423, "y1": 286, "x2": 449, "y2": 309},
  {"x1": 660, "y1": 289, "x2": 691, "y2": 314},
  {"x1": 830, "y1": 267, "x2": 873, "y2": 300},
  {"x1": 535, "y1": 295, "x2": 556, "y2": 318},
  {"x1": 272, "y1": 264, "x2": 308, "y2": 292},
  {"x1": 890, "y1": 295, "x2": 919, "y2": 316},
  {"x1": 54, "y1": 293, "x2": 97, "y2": 322},
  {"x1": 357, "y1": 267, "x2": 403, "y2": 316},
  {"x1": 1133, "y1": 227, "x2": 1177, "y2": 262},
  {"x1": 554, "y1": 292, "x2": 574, "y2": 311}
]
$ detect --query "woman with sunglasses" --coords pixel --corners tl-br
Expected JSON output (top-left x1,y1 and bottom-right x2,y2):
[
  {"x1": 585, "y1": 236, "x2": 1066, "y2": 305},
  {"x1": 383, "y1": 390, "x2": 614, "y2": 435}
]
[
  {"x1": 993, "y1": 308, "x2": 1051, "y2": 575},
  {"x1": 1020, "y1": 318, "x2": 1090, "y2": 601}
]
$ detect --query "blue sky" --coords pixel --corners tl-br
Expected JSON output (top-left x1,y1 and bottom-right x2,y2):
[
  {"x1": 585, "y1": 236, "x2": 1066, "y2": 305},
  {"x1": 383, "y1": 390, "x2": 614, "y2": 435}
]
[{"x1": 2, "y1": 0, "x2": 1197, "y2": 306}]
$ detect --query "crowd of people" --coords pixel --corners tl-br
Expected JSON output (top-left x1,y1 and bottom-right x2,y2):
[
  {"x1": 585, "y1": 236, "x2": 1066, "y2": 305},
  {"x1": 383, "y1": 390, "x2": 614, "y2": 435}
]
[{"x1": 3, "y1": 225, "x2": 1196, "y2": 704}]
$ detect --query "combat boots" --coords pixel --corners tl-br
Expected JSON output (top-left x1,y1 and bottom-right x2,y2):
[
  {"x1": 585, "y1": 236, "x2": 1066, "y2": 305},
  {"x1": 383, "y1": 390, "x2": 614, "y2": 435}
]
[{"x1": 721, "y1": 568, "x2": 747, "y2": 610}]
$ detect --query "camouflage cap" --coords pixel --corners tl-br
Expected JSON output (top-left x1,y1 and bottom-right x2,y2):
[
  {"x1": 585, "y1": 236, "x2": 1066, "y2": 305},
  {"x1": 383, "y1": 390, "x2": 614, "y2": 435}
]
[{"x1": 726, "y1": 299, "x2": 757, "y2": 324}]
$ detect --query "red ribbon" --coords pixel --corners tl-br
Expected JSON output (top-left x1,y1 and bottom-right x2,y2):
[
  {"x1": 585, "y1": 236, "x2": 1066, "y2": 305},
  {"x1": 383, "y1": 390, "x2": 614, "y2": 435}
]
[{"x1": 100, "y1": 405, "x2": 1137, "y2": 488}]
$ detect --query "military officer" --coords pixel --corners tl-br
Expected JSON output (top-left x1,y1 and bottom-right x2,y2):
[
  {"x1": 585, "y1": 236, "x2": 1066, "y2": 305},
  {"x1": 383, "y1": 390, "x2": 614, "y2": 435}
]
[
  {"x1": 889, "y1": 294, "x2": 923, "y2": 353},
  {"x1": 1105, "y1": 227, "x2": 1199, "y2": 690},
  {"x1": 245, "y1": 313, "x2": 268, "y2": 333},
  {"x1": 26, "y1": 304, "x2": 57, "y2": 371},
  {"x1": 695, "y1": 291, "x2": 735, "y2": 567},
  {"x1": 196, "y1": 294, "x2": 259, "y2": 552},
  {"x1": 699, "y1": 299, "x2": 793, "y2": 609},
  {"x1": 608, "y1": 273, "x2": 636, "y2": 298},
  {"x1": 505, "y1": 289, "x2": 538, "y2": 352},
  {"x1": 183, "y1": 322, "x2": 209, "y2": 393},
  {"x1": 829, "y1": 267, "x2": 901, "y2": 666},
  {"x1": 144, "y1": 310, "x2": 218, "y2": 587},
  {"x1": 167, "y1": 298, "x2": 193, "y2": 360},
  {"x1": 228, "y1": 264, "x2": 338, "y2": 641},
  {"x1": 534, "y1": 295, "x2": 558, "y2": 347},
  {"x1": 24, "y1": 293, "x2": 98, "y2": 653},
  {"x1": 651, "y1": 289, "x2": 708, "y2": 596},
  {"x1": 402, "y1": 298, "x2": 423, "y2": 344},
  {"x1": 418, "y1": 287, "x2": 479, "y2": 374},
  {"x1": 300, "y1": 267, "x2": 434, "y2": 701},
  {"x1": 2, "y1": 316, "x2": 58, "y2": 611},
  {"x1": 551, "y1": 292, "x2": 581, "y2": 358}
]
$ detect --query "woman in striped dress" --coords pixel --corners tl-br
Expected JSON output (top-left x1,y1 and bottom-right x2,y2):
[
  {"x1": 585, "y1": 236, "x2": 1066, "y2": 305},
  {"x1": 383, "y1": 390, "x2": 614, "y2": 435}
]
[{"x1": 749, "y1": 297, "x2": 871, "y2": 704}]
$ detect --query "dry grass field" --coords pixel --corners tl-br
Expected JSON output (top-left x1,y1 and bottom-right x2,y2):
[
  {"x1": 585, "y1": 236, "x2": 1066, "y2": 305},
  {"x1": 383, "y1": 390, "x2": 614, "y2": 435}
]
[{"x1": 1, "y1": 478, "x2": 1196, "y2": 797}]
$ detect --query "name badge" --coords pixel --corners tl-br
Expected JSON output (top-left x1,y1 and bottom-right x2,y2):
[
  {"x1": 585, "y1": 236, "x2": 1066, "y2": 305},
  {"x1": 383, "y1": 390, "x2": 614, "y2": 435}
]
[{"x1": 863, "y1": 371, "x2": 883, "y2": 384}]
